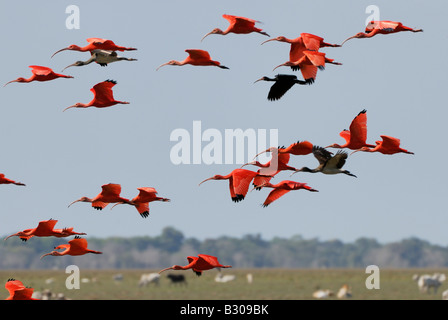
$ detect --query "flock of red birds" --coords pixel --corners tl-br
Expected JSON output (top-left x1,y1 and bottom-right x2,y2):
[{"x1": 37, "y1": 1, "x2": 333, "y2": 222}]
[{"x1": 2, "y1": 14, "x2": 421, "y2": 299}]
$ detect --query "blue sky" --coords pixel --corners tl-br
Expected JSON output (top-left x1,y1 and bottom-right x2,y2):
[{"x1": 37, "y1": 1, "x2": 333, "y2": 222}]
[{"x1": 1, "y1": 0, "x2": 446, "y2": 246}]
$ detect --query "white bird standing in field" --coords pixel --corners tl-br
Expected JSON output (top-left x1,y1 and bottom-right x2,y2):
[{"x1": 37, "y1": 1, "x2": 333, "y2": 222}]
[{"x1": 61, "y1": 49, "x2": 137, "y2": 71}]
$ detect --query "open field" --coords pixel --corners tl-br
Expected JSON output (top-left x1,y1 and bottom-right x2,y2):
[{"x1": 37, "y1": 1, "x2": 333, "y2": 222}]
[{"x1": 1, "y1": 268, "x2": 447, "y2": 300}]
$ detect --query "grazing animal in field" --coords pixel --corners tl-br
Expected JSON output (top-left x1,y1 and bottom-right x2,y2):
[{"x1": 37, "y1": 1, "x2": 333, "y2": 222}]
[
  {"x1": 166, "y1": 274, "x2": 187, "y2": 286},
  {"x1": 138, "y1": 273, "x2": 160, "y2": 287},
  {"x1": 414, "y1": 273, "x2": 446, "y2": 294}
]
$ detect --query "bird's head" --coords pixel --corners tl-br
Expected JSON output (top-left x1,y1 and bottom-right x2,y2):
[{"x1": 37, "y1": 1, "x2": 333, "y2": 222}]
[
  {"x1": 63, "y1": 103, "x2": 86, "y2": 112},
  {"x1": 51, "y1": 45, "x2": 82, "y2": 58},
  {"x1": 198, "y1": 175, "x2": 224, "y2": 186},
  {"x1": 4, "y1": 232, "x2": 24, "y2": 241},
  {"x1": 254, "y1": 76, "x2": 270, "y2": 84},
  {"x1": 272, "y1": 61, "x2": 295, "y2": 71},
  {"x1": 4, "y1": 78, "x2": 26, "y2": 86},
  {"x1": 261, "y1": 36, "x2": 287, "y2": 45},
  {"x1": 350, "y1": 147, "x2": 371, "y2": 155},
  {"x1": 67, "y1": 196, "x2": 91, "y2": 207},
  {"x1": 61, "y1": 61, "x2": 85, "y2": 72},
  {"x1": 341, "y1": 32, "x2": 367, "y2": 45},
  {"x1": 156, "y1": 60, "x2": 180, "y2": 71},
  {"x1": 158, "y1": 265, "x2": 181, "y2": 274},
  {"x1": 325, "y1": 143, "x2": 342, "y2": 149},
  {"x1": 240, "y1": 160, "x2": 260, "y2": 168},
  {"x1": 201, "y1": 28, "x2": 224, "y2": 41}
]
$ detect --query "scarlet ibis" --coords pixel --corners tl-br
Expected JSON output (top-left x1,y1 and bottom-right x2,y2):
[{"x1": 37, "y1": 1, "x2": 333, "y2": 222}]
[
  {"x1": 40, "y1": 236, "x2": 102, "y2": 259},
  {"x1": 199, "y1": 168, "x2": 261, "y2": 202},
  {"x1": 254, "y1": 140, "x2": 314, "y2": 159},
  {"x1": 63, "y1": 80, "x2": 129, "y2": 111},
  {"x1": 242, "y1": 150, "x2": 297, "y2": 190},
  {"x1": 4, "y1": 66, "x2": 73, "y2": 87},
  {"x1": 341, "y1": 20, "x2": 423, "y2": 45},
  {"x1": 68, "y1": 183, "x2": 132, "y2": 210},
  {"x1": 261, "y1": 33, "x2": 340, "y2": 66},
  {"x1": 325, "y1": 109, "x2": 376, "y2": 150},
  {"x1": 351, "y1": 135, "x2": 414, "y2": 155},
  {"x1": 201, "y1": 14, "x2": 269, "y2": 41},
  {"x1": 61, "y1": 50, "x2": 137, "y2": 71},
  {"x1": 156, "y1": 49, "x2": 229, "y2": 70},
  {"x1": 111, "y1": 187, "x2": 170, "y2": 218},
  {"x1": 273, "y1": 50, "x2": 342, "y2": 82},
  {"x1": 291, "y1": 146, "x2": 357, "y2": 177},
  {"x1": 158, "y1": 254, "x2": 232, "y2": 276},
  {"x1": 0, "y1": 173, "x2": 25, "y2": 186},
  {"x1": 51, "y1": 38, "x2": 137, "y2": 58},
  {"x1": 4, "y1": 219, "x2": 86, "y2": 242},
  {"x1": 257, "y1": 180, "x2": 318, "y2": 207},
  {"x1": 4, "y1": 279, "x2": 38, "y2": 300},
  {"x1": 254, "y1": 74, "x2": 313, "y2": 101}
]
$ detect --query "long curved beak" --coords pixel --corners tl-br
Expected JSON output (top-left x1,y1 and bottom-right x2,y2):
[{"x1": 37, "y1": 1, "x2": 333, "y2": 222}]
[
  {"x1": 4, "y1": 234, "x2": 16, "y2": 241},
  {"x1": 3, "y1": 80, "x2": 17, "y2": 87},
  {"x1": 110, "y1": 202, "x2": 126, "y2": 210},
  {"x1": 51, "y1": 47, "x2": 69, "y2": 58},
  {"x1": 40, "y1": 252, "x2": 53, "y2": 260},
  {"x1": 156, "y1": 62, "x2": 170, "y2": 71},
  {"x1": 350, "y1": 149, "x2": 362, "y2": 156},
  {"x1": 253, "y1": 149, "x2": 270, "y2": 159},
  {"x1": 272, "y1": 63, "x2": 286, "y2": 72},
  {"x1": 61, "y1": 63, "x2": 78, "y2": 73},
  {"x1": 289, "y1": 169, "x2": 300, "y2": 177},
  {"x1": 240, "y1": 161, "x2": 254, "y2": 169},
  {"x1": 260, "y1": 38, "x2": 278, "y2": 45},
  {"x1": 254, "y1": 77, "x2": 265, "y2": 84},
  {"x1": 201, "y1": 31, "x2": 214, "y2": 42},
  {"x1": 67, "y1": 199, "x2": 81, "y2": 207},
  {"x1": 62, "y1": 105, "x2": 77, "y2": 112},
  {"x1": 340, "y1": 36, "x2": 357, "y2": 46},
  {"x1": 158, "y1": 267, "x2": 173, "y2": 274},
  {"x1": 198, "y1": 177, "x2": 213, "y2": 186}
]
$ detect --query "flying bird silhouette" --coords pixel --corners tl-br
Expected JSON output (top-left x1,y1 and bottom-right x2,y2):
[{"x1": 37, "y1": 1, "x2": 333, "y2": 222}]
[
  {"x1": 111, "y1": 187, "x2": 170, "y2": 218},
  {"x1": 254, "y1": 74, "x2": 313, "y2": 101},
  {"x1": 158, "y1": 254, "x2": 232, "y2": 276},
  {"x1": 202, "y1": 14, "x2": 269, "y2": 41}
]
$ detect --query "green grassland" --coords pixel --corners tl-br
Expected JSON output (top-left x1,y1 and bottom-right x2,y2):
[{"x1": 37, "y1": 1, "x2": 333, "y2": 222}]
[{"x1": 1, "y1": 268, "x2": 446, "y2": 300}]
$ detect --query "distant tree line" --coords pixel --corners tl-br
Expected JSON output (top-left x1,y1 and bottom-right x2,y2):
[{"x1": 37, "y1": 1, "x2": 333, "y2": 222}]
[{"x1": 1, "y1": 227, "x2": 448, "y2": 270}]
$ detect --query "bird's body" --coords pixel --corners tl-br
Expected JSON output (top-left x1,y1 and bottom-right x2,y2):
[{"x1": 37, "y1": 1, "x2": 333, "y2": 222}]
[
  {"x1": 62, "y1": 50, "x2": 137, "y2": 71},
  {"x1": 4, "y1": 65, "x2": 73, "y2": 86},
  {"x1": 292, "y1": 146, "x2": 357, "y2": 177},
  {"x1": 51, "y1": 38, "x2": 137, "y2": 57},
  {"x1": 5, "y1": 279, "x2": 38, "y2": 300},
  {"x1": 68, "y1": 183, "x2": 132, "y2": 210},
  {"x1": 156, "y1": 49, "x2": 229, "y2": 70},
  {"x1": 40, "y1": 236, "x2": 102, "y2": 258},
  {"x1": 326, "y1": 109, "x2": 376, "y2": 150},
  {"x1": 201, "y1": 14, "x2": 269, "y2": 41},
  {"x1": 352, "y1": 135, "x2": 414, "y2": 155},
  {"x1": 261, "y1": 33, "x2": 340, "y2": 64},
  {"x1": 0, "y1": 173, "x2": 25, "y2": 186},
  {"x1": 258, "y1": 180, "x2": 318, "y2": 207},
  {"x1": 341, "y1": 20, "x2": 423, "y2": 45},
  {"x1": 242, "y1": 151, "x2": 297, "y2": 190},
  {"x1": 111, "y1": 187, "x2": 170, "y2": 218},
  {"x1": 158, "y1": 254, "x2": 232, "y2": 276},
  {"x1": 254, "y1": 74, "x2": 313, "y2": 101},
  {"x1": 63, "y1": 80, "x2": 129, "y2": 111},
  {"x1": 273, "y1": 50, "x2": 342, "y2": 82},
  {"x1": 4, "y1": 219, "x2": 86, "y2": 242},
  {"x1": 199, "y1": 168, "x2": 260, "y2": 202},
  {"x1": 254, "y1": 140, "x2": 314, "y2": 159}
]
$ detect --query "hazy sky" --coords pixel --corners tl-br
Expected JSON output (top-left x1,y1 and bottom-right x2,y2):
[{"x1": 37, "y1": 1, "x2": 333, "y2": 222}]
[{"x1": 1, "y1": 0, "x2": 446, "y2": 246}]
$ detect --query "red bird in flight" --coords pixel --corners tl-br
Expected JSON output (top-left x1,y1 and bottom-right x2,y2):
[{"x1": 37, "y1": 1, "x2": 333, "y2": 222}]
[
  {"x1": 4, "y1": 279, "x2": 38, "y2": 300},
  {"x1": 273, "y1": 50, "x2": 342, "y2": 82},
  {"x1": 51, "y1": 38, "x2": 137, "y2": 57},
  {"x1": 0, "y1": 173, "x2": 25, "y2": 186},
  {"x1": 4, "y1": 66, "x2": 73, "y2": 87},
  {"x1": 341, "y1": 21, "x2": 423, "y2": 45},
  {"x1": 201, "y1": 14, "x2": 269, "y2": 41},
  {"x1": 4, "y1": 219, "x2": 86, "y2": 242},
  {"x1": 199, "y1": 168, "x2": 261, "y2": 202},
  {"x1": 351, "y1": 135, "x2": 414, "y2": 155},
  {"x1": 68, "y1": 183, "x2": 132, "y2": 210},
  {"x1": 254, "y1": 140, "x2": 314, "y2": 159},
  {"x1": 63, "y1": 80, "x2": 129, "y2": 111},
  {"x1": 257, "y1": 180, "x2": 318, "y2": 207},
  {"x1": 156, "y1": 49, "x2": 229, "y2": 70},
  {"x1": 261, "y1": 33, "x2": 340, "y2": 66},
  {"x1": 40, "y1": 236, "x2": 102, "y2": 259},
  {"x1": 326, "y1": 109, "x2": 376, "y2": 150},
  {"x1": 159, "y1": 254, "x2": 232, "y2": 276},
  {"x1": 111, "y1": 187, "x2": 170, "y2": 218}
]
